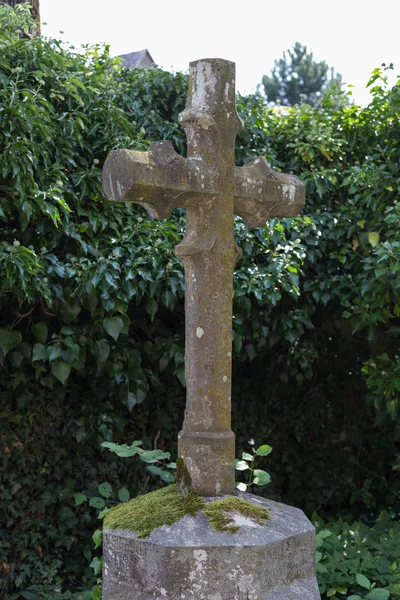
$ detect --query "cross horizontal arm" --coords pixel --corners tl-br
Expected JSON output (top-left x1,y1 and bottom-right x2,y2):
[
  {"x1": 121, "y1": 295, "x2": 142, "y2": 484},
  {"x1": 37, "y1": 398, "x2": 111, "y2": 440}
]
[
  {"x1": 234, "y1": 156, "x2": 305, "y2": 227},
  {"x1": 103, "y1": 142, "x2": 305, "y2": 226},
  {"x1": 103, "y1": 141, "x2": 218, "y2": 219}
]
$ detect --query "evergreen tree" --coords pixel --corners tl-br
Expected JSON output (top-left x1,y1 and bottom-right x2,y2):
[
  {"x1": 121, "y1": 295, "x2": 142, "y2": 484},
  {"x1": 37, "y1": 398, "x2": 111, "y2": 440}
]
[{"x1": 261, "y1": 42, "x2": 343, "y2": 107}]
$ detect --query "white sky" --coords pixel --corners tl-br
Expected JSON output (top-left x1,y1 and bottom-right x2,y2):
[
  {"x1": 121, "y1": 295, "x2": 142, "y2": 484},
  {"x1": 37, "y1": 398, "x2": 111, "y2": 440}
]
[{"x1": 40, "y1": 0, "x2": 399, "y2": 106}]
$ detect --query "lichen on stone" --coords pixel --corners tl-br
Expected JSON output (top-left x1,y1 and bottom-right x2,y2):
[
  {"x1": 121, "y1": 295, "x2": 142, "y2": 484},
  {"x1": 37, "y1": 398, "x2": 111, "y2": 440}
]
[
  {"x1": 104, "y1": 484, "x2": 204, "y2": 538},
  {"x1": 204, "y1": 496, "x2": 270, "y2": 533}
]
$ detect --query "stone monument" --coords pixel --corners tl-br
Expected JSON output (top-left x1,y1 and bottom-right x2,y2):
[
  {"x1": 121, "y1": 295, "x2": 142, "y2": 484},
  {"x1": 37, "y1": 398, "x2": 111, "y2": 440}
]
[{"x1": 102, "y1": 58, "x2": 321, "y2": 600}]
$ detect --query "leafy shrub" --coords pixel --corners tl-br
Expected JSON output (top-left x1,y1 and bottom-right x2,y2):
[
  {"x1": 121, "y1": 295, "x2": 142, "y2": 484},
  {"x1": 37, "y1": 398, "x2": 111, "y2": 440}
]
[{"x1": 316, "y1": 511, "x2": 400, "y2": 599}]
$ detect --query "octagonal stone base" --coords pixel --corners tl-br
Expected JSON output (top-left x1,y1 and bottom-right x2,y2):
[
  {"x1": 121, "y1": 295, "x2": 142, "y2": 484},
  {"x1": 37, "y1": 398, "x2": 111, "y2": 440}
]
[{"x1": 102, "y1": 493, "x2": 321, "y2": 600}]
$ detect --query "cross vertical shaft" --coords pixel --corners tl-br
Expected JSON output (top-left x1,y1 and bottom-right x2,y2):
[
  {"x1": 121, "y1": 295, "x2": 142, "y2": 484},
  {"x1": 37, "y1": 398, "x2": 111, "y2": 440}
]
[{"x1": 176, "y1": 59, "x2": 243, "y2": 496}]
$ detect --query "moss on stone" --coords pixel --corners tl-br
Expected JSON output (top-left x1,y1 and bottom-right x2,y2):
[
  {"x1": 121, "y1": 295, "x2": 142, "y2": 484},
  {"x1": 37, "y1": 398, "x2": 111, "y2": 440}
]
[
  {"x1": 104, "y1": 484, "x2": 205, "y2": 538},
  {"x1": 204, "y1": 496, "x2": 270, "y2": 533},
  {"x1": 176, "y1": 456, "x2": 192, "y2": 492},
  {"x1": 104, "y1": 485, "x2": 270, "y2": 538}
]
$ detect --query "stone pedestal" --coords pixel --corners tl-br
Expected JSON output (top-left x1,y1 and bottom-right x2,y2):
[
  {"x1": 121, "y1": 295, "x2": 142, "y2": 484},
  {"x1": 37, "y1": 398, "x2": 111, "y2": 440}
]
[{"x1": 102, "y1": 493, "x2": 321, "y2": 600}]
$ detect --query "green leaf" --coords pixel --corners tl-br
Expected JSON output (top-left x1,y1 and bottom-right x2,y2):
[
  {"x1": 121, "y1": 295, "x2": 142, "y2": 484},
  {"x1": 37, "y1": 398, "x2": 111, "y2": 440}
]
[
  {"x1": 73, "y1": 492, "x2": 87, "y2": 506},
  {"x1": 20, "y1": 592, "x2": 37, "y2": 600},
  {"x1": 0, "y1": 328, "x2": 22, "y2": 357},
  {"x1": 93, "y1": 339, "x2": 110, "y2": 363},
  {"x1": 102, "y1": 441, "x2": 143, "y2": 458},
  {"x1": 365, "y1": 590, "x2": 390, "y2": 600},
  {"x1": 51, "y1": 361, "x2": 71, "y2": 384},
  {"x1": 146, "y1": 465, "x2": 175, "y2": 482},
  {"x1": 347, "y1": 596, "x2": 363, "y2": 600},
  {"x1": 48, "y1": 344, "x2": 62, "y2": 361},
  {"x1": 60, "y1": 326, "x2": 74, "y2": 335},
  {"x1": 235, "y1": 459, "x2": 250, "y2": 471},
  {"x1": 139, "y1": 449, "x2": 171, "y2": 463},
  {"x1": 253, "y1": 469, "x2": 271, "y2": 486},
  {"x1": 242, "y1": 452, "x2": 254, "y2": 461},
  {"x1": 255, "y1": 444, "x2": 273, "y2": 457},
  {"x1": 236, "y1": 482, "x2": 247, "y2": 492},
  {"x1": 32, "y1": 343, "x2": 48, "y2": 361},
  {"x1": 126, "y1": 389, "x2": 146, "y2": 410},
  {"x1": 126, "y1": 391, "x2": 137, "y2": 411},
  {"x1": 89, "y1": 556, "x2": 102, "y2": 576},
  {"x1": 32, "y1": 322, "x2": 48, "y2": 344},
  {"x1": 103, "y1": 316, "x2": 124, "y2": 341},
  {"x1": 176, "y1": 365, "x2": 185, "y2": 387},
  {"x1": 98, "y1": 482, "x2": 112, "y2": 498},
  {"x1": 92, "y1": 528, "x2": 102, "y2": 549},
  {"x1": 356, "y1": 573, "x2": 371, "y2": 590},
  {"x1": 368, "y1": 232, "x2": 380, "y2": 247},
  {"x1": 146, "y1": 298, "x2": 158, "y2": 321},
  {"x1": 118, "y1": 487, "x2": 130, "y2": 502},
  {"x1": 89, "y1": 496, "x2": 105, "y2": 509},
  {"x1": 316, "y1": 529, "x2": 332, "y2": 547},
  {"x1": 98, "y1": 507, "x2": 111, "y2": 520}
]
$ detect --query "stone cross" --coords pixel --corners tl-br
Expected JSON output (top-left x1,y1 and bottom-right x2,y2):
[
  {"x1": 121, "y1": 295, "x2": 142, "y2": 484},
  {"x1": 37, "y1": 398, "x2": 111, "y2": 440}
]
[{"x1": 103, "y1": 58, "x2": 305, "y2": 497}]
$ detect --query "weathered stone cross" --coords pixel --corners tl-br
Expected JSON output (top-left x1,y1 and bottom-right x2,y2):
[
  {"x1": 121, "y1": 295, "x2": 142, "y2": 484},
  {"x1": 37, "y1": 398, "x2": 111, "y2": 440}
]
[{"x1": 103, "y1": 58, "x2": 304, "y2": 497}]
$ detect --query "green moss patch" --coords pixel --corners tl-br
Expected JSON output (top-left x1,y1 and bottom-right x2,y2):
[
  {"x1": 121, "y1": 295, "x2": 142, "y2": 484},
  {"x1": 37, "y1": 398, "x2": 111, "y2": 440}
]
[
  {"x1": 204, "y1": 497, "x2": 270, "y2": 533},
  {"x1": 104, "y1": 486, "x2": 270, "y2": 538},
  {"x1": 104, "y1": 484, "x2": 205, "y2": 538}
]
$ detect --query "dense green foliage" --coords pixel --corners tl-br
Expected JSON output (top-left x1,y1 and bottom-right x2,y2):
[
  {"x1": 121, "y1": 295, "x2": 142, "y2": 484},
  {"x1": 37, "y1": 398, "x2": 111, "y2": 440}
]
[
  {"x1": 261, "y1": 42, "x2": 344, "y2": 106},
  {"x1": 316, "y1": 512, "x2": 400, "y2": 599},
  {"x1": 0, "y1": 5, "x2": 399, "y2": 598}
]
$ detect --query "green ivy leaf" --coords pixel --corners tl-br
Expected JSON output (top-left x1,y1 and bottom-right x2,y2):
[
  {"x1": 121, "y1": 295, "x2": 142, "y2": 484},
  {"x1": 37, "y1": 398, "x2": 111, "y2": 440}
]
[
  {"x1": 92, "y1": 528, "x2": 102, "y2": 549},
  {"x1": 51, "y1": 361, "x2": 71, "y2": 383},
  {"x1": 32, "y1": 343, "x2": 48, "y2": 361},
  {"x1": 0, "y1": 328, "x2": 22, "y2": 356},
  {"x1": 73, "y1": 492, "x2": 88, "y2": 506},
  {"x1": 93, "y1": 339, "x2": 110, "y2": 363},
  {"x1": 103, "y1": 316, "x2": 124, "y2": 342},
  {"x1": 60, "y1": 326, "x2": 74, "y2": 335},
  {"x1": 146, "y1": 298, "x2": 158, "y2": 322},
  {"x1": 48, "y1": 344, "x2": 61, "y2": 361},
  {"x1": 89, "y1": 556, "x2": 102, "y2": 576},
  {"x1": 32, "y1": 322, "x2": 48, "y2": 344}
]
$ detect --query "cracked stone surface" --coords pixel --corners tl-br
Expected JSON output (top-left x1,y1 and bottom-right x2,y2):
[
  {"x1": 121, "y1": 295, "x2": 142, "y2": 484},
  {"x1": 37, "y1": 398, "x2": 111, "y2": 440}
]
[{"x1": 102, "y1": 493, "x2": 320, "y2": 600}]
